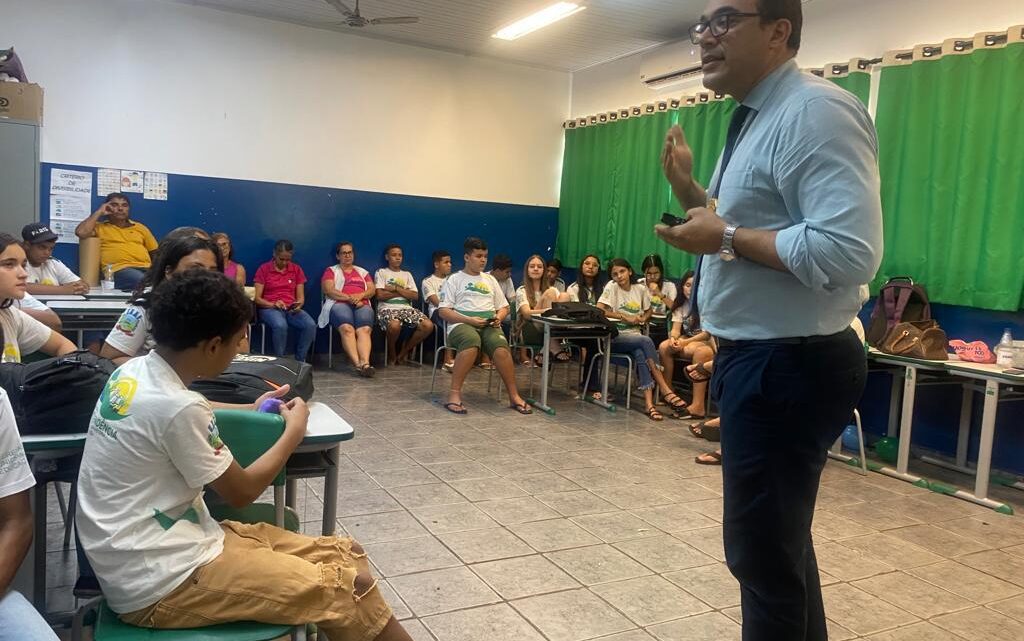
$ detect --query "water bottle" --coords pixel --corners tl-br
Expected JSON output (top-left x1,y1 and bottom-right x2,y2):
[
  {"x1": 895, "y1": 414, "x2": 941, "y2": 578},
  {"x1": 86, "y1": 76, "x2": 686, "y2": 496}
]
[
  {"x1": 995, "y1": 328, "x2": 1014, "y2": 366},
  {"x1": 101, "y1": 264, "x2": 115, "y2": 291}
]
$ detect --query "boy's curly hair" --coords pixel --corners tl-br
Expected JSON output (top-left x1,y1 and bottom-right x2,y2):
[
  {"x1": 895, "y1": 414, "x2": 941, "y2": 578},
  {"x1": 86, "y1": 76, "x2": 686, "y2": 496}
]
[{"x1": 150, "y1": 270, "x2": 252, "y2": 350}]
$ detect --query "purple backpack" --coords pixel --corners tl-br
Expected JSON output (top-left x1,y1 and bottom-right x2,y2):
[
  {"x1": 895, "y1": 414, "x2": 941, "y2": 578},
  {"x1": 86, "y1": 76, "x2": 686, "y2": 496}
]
[{"x1": 866, "y1": 277, "x2": 932, "y2": 347}]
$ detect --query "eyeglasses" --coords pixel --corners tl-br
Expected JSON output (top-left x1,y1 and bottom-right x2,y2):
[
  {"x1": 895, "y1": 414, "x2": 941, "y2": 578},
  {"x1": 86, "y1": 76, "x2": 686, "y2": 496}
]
[{"x1": 689, "y1": 12, "x2": 760, "y2": 45}]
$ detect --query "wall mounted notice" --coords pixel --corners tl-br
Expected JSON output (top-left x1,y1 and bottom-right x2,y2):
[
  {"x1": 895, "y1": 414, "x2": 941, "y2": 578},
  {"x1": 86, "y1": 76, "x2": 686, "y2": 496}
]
[
  {"x1": 48, "y1": 168, "x2": 93, "y2": 244},
  {"x1": 97, "y1": 168, "x2": 121, "y2": 196},
  {"x1": 143, "y1": 172, "x2": 168, "y2": 200},
  {"x1": 120, "y1": 170, "x2": 144, "y2": 193}
]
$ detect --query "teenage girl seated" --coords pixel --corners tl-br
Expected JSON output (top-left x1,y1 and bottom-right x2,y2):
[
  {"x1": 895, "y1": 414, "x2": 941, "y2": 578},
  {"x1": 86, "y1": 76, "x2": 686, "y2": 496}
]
[
  {"x1": 101, "y1": 236, "x2": 222, "y2": 365},
  {"x1": 597, "y1": 258, "x2": 689, "y2": 420},
  {"x1": 562, "y1": 254, "x2": 607, "y2": 399},
  {"x1": 657, "y1": 271, "x2": 715, "y2": 419},
  {"x1": 513, "y1": 255, "x2": 563, "y2": 366},
  {"x1": 640, "y1": 254, "x2": 676, "y2": 345},
  {"x1": 0, "y1": 234, "x2": 76, "y2": 363}
]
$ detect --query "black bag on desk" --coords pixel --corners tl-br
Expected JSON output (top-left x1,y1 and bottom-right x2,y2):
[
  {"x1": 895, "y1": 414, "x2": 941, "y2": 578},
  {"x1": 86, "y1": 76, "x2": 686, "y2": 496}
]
[
  {"x1": 189, "y1": 354, "x2": 314, "y2": 404},
  {"x1": 542, "y1": 302, "x2": 618, "y2": 338},
  {"x1": 0, "y1": 351, "x2": 116, "y2": 436}
]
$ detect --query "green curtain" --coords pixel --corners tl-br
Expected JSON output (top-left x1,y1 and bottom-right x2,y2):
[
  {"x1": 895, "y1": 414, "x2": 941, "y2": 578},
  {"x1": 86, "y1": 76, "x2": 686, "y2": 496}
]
[
  {"x1": 829, "y1": 71, "x2": 871, "y2": 107},
  {"x1": 874, "y1": 43, "x2": 1024, "y2": 310}
]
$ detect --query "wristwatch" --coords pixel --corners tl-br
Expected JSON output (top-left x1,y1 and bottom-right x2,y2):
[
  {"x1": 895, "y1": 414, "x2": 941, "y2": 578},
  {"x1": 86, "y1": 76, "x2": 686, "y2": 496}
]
[{"x1": 719, "y1": 224, "x2": 739, "y2": 262}]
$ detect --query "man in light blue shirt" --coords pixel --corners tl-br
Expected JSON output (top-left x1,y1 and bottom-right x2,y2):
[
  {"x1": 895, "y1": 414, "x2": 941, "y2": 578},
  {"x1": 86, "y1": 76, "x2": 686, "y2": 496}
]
[{"x1": 655, "y1": 1, "x2": 882, "y2": 640}]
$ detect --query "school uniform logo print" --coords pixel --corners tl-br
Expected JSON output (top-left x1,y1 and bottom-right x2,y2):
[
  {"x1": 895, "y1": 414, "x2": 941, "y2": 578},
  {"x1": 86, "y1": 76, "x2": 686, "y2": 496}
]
[
  {"x1": 618, "y1": 301, "x2": 642, "y2": 314},
  {"x1": 207, "y1": 418, "x2": 225, "y2": 456},
  {"x1": 2, "y1": 343, "x2": 19, "y2": 363},
  {"x1": 465, "y1": 281, "x2": 491, "y2": 295},
  {"x1": 116, "y1": 307, "x2": 144, "y2": 337},
  {"x1": 99, "y1": 372, "x2": 138, "y2": 421}
]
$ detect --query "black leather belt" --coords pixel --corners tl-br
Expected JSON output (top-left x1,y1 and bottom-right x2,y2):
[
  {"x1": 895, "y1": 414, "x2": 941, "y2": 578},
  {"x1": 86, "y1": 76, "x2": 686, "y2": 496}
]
[{"x1": 716, "y1": 328, "x2": 852, "y2": 349}]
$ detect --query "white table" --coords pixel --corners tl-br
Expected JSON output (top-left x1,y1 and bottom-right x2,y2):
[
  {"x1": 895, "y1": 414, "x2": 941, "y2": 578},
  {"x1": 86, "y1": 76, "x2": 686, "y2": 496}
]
[
  {"x1": 289, "y1": 402, "x2": 354, "y2": 534},
  {"x1": 32, "y1": 294, "x2": 86, "y2": 302},
  {"x1": 85, "y1": 288, "x2": 132, "y2": 300},
  {"x1": 47, "y1": 300, "x2": 128, "y2": 346},
  {"x1": 529, "y1": 316, "x2": 615, "y2": 415}
]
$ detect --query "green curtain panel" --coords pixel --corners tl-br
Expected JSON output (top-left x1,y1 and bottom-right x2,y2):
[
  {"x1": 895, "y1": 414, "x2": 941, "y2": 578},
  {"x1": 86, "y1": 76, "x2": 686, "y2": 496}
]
[
  {"x1": 829, "y1": 71, "x2": 871, "y2": 107},
  {"x1": 875, "y1": 43, "x2": 1024, "y2": 310}
]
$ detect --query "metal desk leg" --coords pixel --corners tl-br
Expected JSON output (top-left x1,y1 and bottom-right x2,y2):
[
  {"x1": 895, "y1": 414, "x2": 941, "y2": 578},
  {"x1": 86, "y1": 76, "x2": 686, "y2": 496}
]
[
  {"x1": 974, "y1": 380, "x2": 999, "y2": 501},
  {"x1": 33, "y1": 483, "x2": 47, "y2": 609},
  {"x1": 887, "y1": 371, "x2": 901, "y2": 437},
  {"x1": 323, "y1": 445, "x2": 339, "y2": 535},
  {"x1": 956, "y1": 383, "x2": 974, "y2": 468},
  {"x1": 529, "y1": 323, "x2": 556, "y2": 415},
  {"x1": 873, "y1": 365, "x2": 925, "y2": 486}
]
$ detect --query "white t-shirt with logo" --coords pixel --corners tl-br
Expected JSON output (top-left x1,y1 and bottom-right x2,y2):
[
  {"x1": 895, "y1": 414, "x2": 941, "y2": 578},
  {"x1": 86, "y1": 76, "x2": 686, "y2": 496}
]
[
  {"x1": 639, "y1": 279, "x2": 678, "y2": 318},
  {"x1": 14, "y1": 292, "x2": 48, "y2": 311},
  {"x1": 105, "y1": 303, "x2": 155, "y2": 357},
  {"x1": 598, "y1": 282, "x2": 651, "y2": 335},
  {"x1": 0, "y1": 307, "x2": 52, "y2": 363},
  {"x1": 486, "y1": 272, "x2": 516, "y2": 305},
  {"x1": 27, "y1": 259, "x2": 80, "y2": 286},
  {"x1": 0, "y1": 388, "x2": 34, "y2": 500},
  {"x1": 438, "y1": 271, "x2": 508, "y2": 335},
  {"x1": 515, "y1": 285, "x2": 558, "y2": 313},
  {"x1": 374, "y1": 268, "x2": 417, "y2": 312},
  {"x1": 421, "y1": 274, "x2": 446, "y2": 318},
  {"x1": 76, "y1": 351, "x2": 234, "y2": 614}
]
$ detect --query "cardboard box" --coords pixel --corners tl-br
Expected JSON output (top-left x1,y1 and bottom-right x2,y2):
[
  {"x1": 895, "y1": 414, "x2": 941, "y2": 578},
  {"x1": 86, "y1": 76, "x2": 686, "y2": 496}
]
[{"x1": 0, "y1": 82, "x2": 43, "y2": 124}]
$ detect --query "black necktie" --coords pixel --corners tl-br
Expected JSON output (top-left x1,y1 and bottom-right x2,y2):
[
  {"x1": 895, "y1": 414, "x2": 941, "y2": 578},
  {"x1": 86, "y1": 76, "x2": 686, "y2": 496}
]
[{"x1": 690, "y1": 104, "x2": 754, "y2": 320}]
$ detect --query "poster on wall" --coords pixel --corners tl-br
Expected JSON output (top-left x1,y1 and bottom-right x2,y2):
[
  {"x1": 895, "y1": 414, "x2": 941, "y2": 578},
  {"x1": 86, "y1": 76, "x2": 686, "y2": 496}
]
[
  {"x1": 143, "y1": 172, "x2": 168, "y2": 200},
  {"x1": 48, "y1": 168, "x2": 94, "y2": 244},
  {"x1": 119, "y1": 169, "x2": 144, "y2": 193},
  {"x1": 49, "y1": 169, "x2": 92, "y2": 198},
  {"x1": 48, "y1": 218, "x2": 81, "y2": 245},
  {"x1": 97, "y1": 168, "x2": 121, "y2": 196}
]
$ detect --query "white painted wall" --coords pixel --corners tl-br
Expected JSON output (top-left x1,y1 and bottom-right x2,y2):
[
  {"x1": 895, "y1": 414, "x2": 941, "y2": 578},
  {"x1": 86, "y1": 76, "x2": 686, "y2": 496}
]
[
  {"x1": 571, "y1": 0, "x2": 1024, "y2": 117},
  {"x1": 1, "y1": 0, "x2": 570, "y2": 206}
]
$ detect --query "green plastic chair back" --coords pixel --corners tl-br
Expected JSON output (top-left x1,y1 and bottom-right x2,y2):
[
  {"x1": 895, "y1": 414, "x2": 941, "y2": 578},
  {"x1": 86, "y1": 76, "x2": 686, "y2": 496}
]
[
  {"x1": 211, "y1": 409, "x2": 286, "y2": 487},
  {"x1": 94, "y1": 601, "x2": 293, "y2": 641}
]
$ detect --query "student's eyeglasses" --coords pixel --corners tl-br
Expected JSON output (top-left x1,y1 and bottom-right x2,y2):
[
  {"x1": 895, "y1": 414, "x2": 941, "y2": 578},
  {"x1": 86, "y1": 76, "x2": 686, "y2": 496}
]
[{"x1": 689, "y1": 12, "x2": 761, "y2": 44}]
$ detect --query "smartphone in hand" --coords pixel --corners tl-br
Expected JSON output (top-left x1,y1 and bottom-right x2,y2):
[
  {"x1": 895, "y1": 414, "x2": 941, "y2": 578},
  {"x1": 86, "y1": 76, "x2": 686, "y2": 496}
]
[{"x1": 661, "y1": 212, "x2": 686, "y2": 226}]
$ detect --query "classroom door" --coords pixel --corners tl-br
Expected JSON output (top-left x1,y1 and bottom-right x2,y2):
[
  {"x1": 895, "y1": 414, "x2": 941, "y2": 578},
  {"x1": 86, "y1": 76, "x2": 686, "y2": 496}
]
[{"x1": 0, "y1": 118, "x2": 41, "y2": 229}]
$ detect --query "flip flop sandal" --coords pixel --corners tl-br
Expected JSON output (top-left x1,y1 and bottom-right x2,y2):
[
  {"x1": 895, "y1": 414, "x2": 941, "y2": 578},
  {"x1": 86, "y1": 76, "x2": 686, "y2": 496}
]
[
  {"x1": 675, "y1": 408, "x2": 707, "y2": 421},
  {"x1": 554, "y1": 350, "x2": 572, "y2": 362},
  {"x1": 701, "y1": 422, "x2": 721, "y2": 442},
  {"x1": 662, "y1": 392, "x2": 688, "y2": 411},
  {"x1": 686, "y1": 362, "x2": 712, "y2": 383},
  {"x1": 510, "y1": 402, "x2": 533, "y2": 415},
  {"x1": 645, "y1": 406, "x2": 664, "y2": 421},
  {"x1": 695, "y1": 451, "x2": 722, "y2": 465},
  {"x1": 443, "y1": 402, "x2": 468, "y2": 415},
  {"x1": 688, "y1": 420, "x2": 707, "y2": 437}
]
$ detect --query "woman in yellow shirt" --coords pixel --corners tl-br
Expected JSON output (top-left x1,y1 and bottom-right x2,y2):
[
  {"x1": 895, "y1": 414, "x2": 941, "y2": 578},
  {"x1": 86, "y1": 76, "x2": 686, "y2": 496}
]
[{"x1": 75, "y1": 192, "x2": 158, "y2": 290}]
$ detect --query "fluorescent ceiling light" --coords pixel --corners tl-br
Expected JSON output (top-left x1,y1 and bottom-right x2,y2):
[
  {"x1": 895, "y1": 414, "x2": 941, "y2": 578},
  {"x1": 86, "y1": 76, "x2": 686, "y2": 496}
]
[{"x1": 492, "y1": 2, "x2": 586, "y2": 41}]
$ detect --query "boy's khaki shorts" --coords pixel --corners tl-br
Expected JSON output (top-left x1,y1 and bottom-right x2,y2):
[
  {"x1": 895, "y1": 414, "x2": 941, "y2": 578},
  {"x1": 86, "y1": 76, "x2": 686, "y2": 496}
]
[{"x1": 120, "y1": 521, "x2": 392, "y2": 641}]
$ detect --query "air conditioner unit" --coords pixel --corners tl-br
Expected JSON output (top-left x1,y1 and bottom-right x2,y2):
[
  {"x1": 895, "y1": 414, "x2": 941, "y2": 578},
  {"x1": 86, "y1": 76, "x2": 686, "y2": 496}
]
[{"x1": 639, "y1": 39, "x2": 702, "y2": 90}]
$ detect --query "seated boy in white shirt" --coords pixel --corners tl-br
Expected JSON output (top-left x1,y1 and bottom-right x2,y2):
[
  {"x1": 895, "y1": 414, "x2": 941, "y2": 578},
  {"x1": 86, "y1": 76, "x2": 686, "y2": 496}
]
[
  {"x1": 21, "y1": 223, "x2": 89, "y2": 296},
  {"x1": 76, "y1": 269, "x2": 410, "y2": 641},
  {"x1": 437, "y1": 237, "x2": 531, "y2": 415},
  {"x1": 421, "y1": 249, "x2": 453, "y2": 370}
]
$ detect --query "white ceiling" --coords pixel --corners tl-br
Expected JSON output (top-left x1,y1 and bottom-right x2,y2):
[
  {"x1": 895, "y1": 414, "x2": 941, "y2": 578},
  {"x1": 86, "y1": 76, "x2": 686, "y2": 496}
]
[{"x1": 171, "y1": 0, "x2": 708, "y2": 72}]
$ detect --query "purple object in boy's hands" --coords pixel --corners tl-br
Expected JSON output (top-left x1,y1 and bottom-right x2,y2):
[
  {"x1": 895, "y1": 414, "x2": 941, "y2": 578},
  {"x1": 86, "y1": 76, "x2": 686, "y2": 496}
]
[{"x1": 258, "y1": 398, "x2": 284, "y2": 414}]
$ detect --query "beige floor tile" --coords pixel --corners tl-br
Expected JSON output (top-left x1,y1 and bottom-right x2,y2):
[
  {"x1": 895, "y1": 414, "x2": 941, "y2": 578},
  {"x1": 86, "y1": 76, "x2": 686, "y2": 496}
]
[
  {"x1": 367, "y1": 465, "x2": 440, "y2": 488},
  {"x1": 378, "y1": 580, "x2": 413, "y2": 620},
  {"x1": 613, "y1": 535, "x2": 717, "y2": 573},
  {"x1": 862, "y1": 621, "x2": 966, "y2": 641},
  {"x1": 853, "y1": 571, "x2": 974, "y2": 618},
  {"x1": 631, "y1": 504, "x2": 717, "y2": 533},
  {"x1": 887, "y1": 525, "x2": 992, "y2": 558},
  {"x1": 546, "y1": 544, "x2": 653, "y2": 585},
  {"x1": 471, "y1": 554, "x2": 580, "y2": 599},
  {"x1": 812, "y1": 509, "x2": 880, "y2": 541},
  {"x1": 559, "y1": 467, "x2": 635, "y2": 489},
  {"x1": 536, "y1": 490, "x2": 620, "y2": 517},
  {"x1": 827, "y1": 619, "x2": 858, "y2": 641},
  {"x1": 340, "y1": 510, "x2": 429, "y2": 543},
  {"x1": 423, "y1": 460, "x2": 498, "y2": 481},
  {"x1": 449, "y1": 477, "x2": 529, "y2": 501},
  {"x1": 959, "y1": 549, "x2": 1024, "y2": 588},
  {"x1": 512, "y1": 588, "x2": 635, "y2": 641},
  {"x1": 815, "y1": 540, "x2": 896, "y2": 581},
  {"x1": 364, "y1": 536, "x2": 462, "y2": 577},
  {"x1": 988, "y1": 594, "x2": 1024, "y2": 623},
  {"x1": 407, "y1": 446, "x2": 471, "y2": 465},
  {"x1": 400, "y1": 618, "x2": 437, "y2": 641},
  {"x1": 389, "y1": 567, "x2": 501, "y2": 617},
  {"x1": 335, "y1": 488, "x2": 404, "y2": 517},
  {"x1": 831, "y1": 500, "x2": 926, "y2": 531},
  {"x1": 388, "y1": 483, "x2": 468, "y2": 509},
  {"x1": 821, "y1": 583, "x2": 920, "y2": 636},
  {"x1": 838, "y1": 532, "x2": 945, "y2": 569},
  {"x1": 436, "y1": 527, "x2": 535, "y2": 564},
  {"x1": 510, "y1": 518, "x2": 603, "y2": 552},
  {"x1": 589, "y1": 485, "x2": 676, "y2": 510},
  {"x1": 422, "y1": 604, "x2": 545, "y2": 641},
  {"x1": 571, "y1": 511, "x2": 664, "y2": 543},
  {"x1": 476, "y1": 496, "x2": 562, "y2": 524},
  {"x1": 673, "y1": 526, "x2": 726, "y2": 562},
  {"x1": 932, "y1": 606, "x2": 1024, "y2": 641},
  {"x1": 646, "y1": 612, "x2": 741, "y2": 641},
  {"x1": 907, "y1": 560, "x2": 1022, "y2": 603},
  {"x1": 411, "y1": 502, "x2": 499, "y2": 534},
  {"x1": 587, "y1": 631, "x2": 656, "y2": 641},
  {"x1": 662, "y1": 563, "x2": 740, "y2": 609},
  {"x1": 934, "y1": 516, "x2": 1024, "y2": 549},
  {"x1": 591, "y1": 575, "x2": 710, "y2": 626},
  {"x1": 509, "y1": 471, "x2": 583, "y2": 494}
]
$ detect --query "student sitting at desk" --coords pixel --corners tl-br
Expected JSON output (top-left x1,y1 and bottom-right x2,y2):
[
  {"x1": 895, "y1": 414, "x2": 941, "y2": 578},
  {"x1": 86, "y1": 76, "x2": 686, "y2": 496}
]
[
  {"x1": 597, "y1": 258, "x2": 688, "y2": 420},
  {"x1": 74, "y1": 193, "x2": 158, "y2": 291},
  {"x1": 21, "y1": 223, "x2": 89, "y2": 296},
  {"x1": 76, "y1": 271, "x2": 411, "y2": 641},
  {"x1": 0, "y1": 234, "x2": 76, "y2": 363},
  {"x1": 101, "y1": 236, "x2": 222, "y2": 365},
  {"x1": 374, "y1": 244, "x2": 433, "y2": 366},
  {"x1": 514, "y1": 254, "x2": 563, "y2": 366},
  {"x1": 422, "y1": 249, "x2": 453, "y2": 371},
  {"x1": 562, "y1": 254, "x2": 607, "y2": 400},
  {"x1": 658, "y1": 271, "x2": 714, "y2": 420},
  {"x1": 0, "y1": 388, "x2": 59, "y2": 640},
  {"x1": 438, "y1": 237, "x2": 531, "y2": 415}
]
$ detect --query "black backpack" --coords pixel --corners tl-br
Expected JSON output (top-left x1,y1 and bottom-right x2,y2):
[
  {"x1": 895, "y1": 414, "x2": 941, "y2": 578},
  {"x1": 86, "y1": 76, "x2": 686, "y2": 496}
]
[
  {"x1": 866, "y1": 277, "x2": 932, "y2": 347},
  {"x1": 0, "y1": 351, "x2": 117, "y2": 436},
  {"x1": 189, "y1": 354, "x2": 314, "y2": 404},
  {"x1": 542, "y1": 302, "x2": 618, "y2": 338}
]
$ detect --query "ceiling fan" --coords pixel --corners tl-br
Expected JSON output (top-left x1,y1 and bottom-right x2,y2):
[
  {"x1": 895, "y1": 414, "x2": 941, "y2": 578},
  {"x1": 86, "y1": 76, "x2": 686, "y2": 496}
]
[{"x1": 324, "y1": 0, "x2": 420, "y2": 28}]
